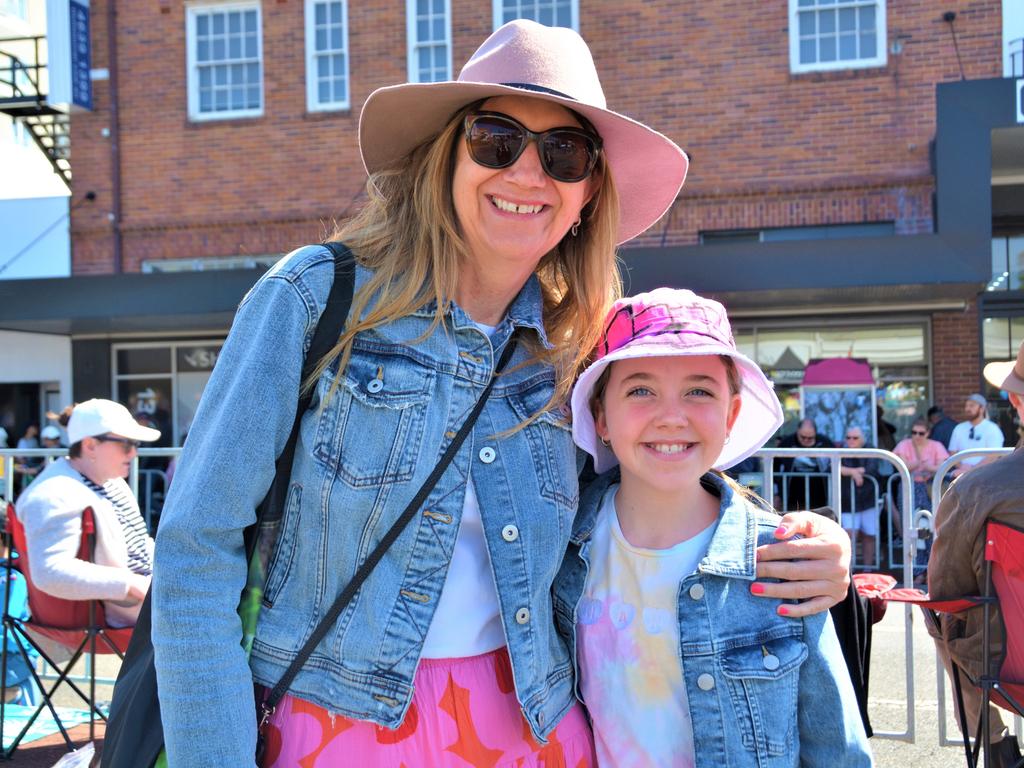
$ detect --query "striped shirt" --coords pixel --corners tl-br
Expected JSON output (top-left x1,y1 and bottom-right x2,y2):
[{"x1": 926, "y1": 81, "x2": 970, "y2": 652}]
[{"x1": 78, "y1": 474, "x2": 154, "y2": 576}]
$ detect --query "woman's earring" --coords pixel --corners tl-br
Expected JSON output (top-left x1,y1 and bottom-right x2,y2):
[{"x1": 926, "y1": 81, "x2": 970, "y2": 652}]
[
  {"x1": 571, "y1": 216, "x2": 582, "y2": 237},
  {"x1": 600, "y1": 436, "x2": 610, "y2": 447},
  {"x1": 724, "y1": 434, "x2": 731, "y2": 445}
]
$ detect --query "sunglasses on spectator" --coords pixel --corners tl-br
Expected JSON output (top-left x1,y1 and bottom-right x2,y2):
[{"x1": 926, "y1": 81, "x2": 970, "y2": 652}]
[
  {"x1": 95, "y1": 435, "x2": 141, "y2": 452},
  {"x1": 845, "y1": 434, "x2": 863, "y2": 440},
  {"x1": 969, "y1": 426, "x2": 980, "y2": 440},
  {"x1": 911, "y1": 430, "x2": 927, "y2": 436},
  {"x1": 464, "y1": 111, "x2": 602, "y2": 183}
]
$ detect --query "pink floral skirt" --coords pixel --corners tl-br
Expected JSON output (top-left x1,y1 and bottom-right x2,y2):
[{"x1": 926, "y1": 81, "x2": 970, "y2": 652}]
[{"x1": 259, "y1": 647, "x2": 595, "y2": 768}]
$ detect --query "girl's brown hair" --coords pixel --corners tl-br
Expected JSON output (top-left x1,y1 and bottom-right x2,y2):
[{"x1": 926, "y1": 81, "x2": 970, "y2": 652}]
[{"x1": 306, "y1": 100, "x2": 622, "y2": 423}]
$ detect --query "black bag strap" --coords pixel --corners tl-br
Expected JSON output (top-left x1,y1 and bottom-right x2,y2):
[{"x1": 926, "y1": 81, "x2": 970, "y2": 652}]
[
  {"x1": 244, "y1": 242, "x2": 356, "y2": 560},
  {"x1": 257, "y1": 336, "x2": 518, "y2": 740}
]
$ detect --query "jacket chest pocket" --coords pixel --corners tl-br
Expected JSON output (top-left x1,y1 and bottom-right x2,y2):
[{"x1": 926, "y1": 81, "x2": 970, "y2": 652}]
[
  {"x1": 313, "y1": 348, "x2": 436, "y2": 488},
  {"x1": 719, "y1": 635, "x2": 808, "y2": 759},
  {"x1": 508, "y1": 379, "x2": 579, "y2": 515}
]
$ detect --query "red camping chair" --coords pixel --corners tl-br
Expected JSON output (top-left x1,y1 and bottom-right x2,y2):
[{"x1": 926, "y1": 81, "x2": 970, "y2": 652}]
[
  {"x1": 857, "y1": 519, "x2": 1024, "y2": 768},
  {"x1": 0, "y1": 502, "x2": 134, "y2": 758}
]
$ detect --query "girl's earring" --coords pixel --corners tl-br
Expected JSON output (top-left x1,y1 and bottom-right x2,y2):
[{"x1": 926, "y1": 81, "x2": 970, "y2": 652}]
[
  {"x1": 600, "y1": 436, "x2": 610, "y2": 447},
  {"x1": 571, "y1": 216, "x2": 582, "y2": 237},
  {"x1": 724, "y1": 434, "x2": 731, "y2": 445}
]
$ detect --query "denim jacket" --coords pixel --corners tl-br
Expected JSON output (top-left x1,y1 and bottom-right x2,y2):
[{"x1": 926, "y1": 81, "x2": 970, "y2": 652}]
[
  {"x1": 152, "y1": 245, "x2": 580, "y2": 766},
  {"x1": 553, "y1": 471, "x2": 872, "y2": 768}
]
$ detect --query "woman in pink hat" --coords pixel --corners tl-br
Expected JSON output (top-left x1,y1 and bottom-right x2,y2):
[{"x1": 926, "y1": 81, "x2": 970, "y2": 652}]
[{"x1": 150, "y1": 20, "x2": 853, "y2": 767}]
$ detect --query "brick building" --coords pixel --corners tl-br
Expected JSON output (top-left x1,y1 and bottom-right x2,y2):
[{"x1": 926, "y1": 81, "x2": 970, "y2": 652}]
[{"x1": 1, "y1": 0, "x2": 1021, "y2": 448}]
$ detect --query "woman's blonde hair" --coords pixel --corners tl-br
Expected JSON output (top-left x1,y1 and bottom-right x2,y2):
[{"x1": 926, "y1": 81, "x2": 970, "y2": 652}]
[{"x1": 308, "y1": 99, "x2": 622, "y2": 421}]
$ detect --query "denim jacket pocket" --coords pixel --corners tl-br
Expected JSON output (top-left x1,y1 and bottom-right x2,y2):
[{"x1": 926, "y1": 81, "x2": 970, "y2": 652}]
[
  {"x1": 314, "y1": 346, "x2": 436, "y2": 488},
  {"x1": 261, "y1": 482, "x2": 303, "y2": 608},
  {"x1": 719, "y1": 635, "x2": 808, "y2": 759},
  {"x1": 507, "y1": 377, "x2": 578, "y2": 517}
]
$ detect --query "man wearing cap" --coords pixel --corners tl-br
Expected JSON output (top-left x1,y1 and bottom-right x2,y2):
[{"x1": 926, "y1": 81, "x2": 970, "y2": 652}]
[
  {"x1": 15, "y1": 399, "x2": 160, "y2": 628},
  {"x1": 927, "y1": 341, "x2": 1024, "y2": 767},
  {"x1": 948, "y1": 393, "x2": 1005, "y2": 475}
]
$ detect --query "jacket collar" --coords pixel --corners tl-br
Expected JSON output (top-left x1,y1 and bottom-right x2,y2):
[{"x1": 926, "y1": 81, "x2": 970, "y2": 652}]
[{"x1": 572, "y1": 470, "x2": 761, "y2": 581}]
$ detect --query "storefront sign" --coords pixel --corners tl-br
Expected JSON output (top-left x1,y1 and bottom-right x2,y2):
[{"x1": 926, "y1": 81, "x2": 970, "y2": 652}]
[{"x1": 45, "y1": 0, "x2": 93, "y2": 111}]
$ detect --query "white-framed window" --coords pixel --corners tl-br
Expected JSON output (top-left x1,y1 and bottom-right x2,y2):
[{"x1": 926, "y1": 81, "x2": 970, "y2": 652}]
[
  {"x1": 305, "y1": 0, "x2": 350, "y2": 111},
  {"x1": 407, "y1": 0, "x2": 451, "y2": 83},
  {"x1": 186, "y1": 3, "x2": 263, "y2": 121},
  {"x1": 789, "y1": 0, "x2": 886, "y2": 73},
  {"x1": 493, "y1": 0, "x2": 578, "y2": 31}
]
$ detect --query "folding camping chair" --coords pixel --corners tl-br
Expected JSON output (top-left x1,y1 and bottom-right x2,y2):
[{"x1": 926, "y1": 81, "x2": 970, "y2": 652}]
[
  {"x1": 858, "y1": 519, "x2": 1024, "y2": 768},
  {"x1": 0, "y1": 502, "x2": 133, "y2": 757}
]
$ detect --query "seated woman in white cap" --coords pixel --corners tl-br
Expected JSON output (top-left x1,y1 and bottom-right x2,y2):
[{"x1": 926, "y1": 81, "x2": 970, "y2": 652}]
[{"x1": 15, "y1": 399, "x2": 160, "y2": 628}]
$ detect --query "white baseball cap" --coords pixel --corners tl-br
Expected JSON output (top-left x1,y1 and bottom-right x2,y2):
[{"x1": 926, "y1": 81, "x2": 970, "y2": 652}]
[
  {"x1": 40, "y1": 425, "x2": 62, "y2": 440},
  {"x1": 67, "y1": 399, "x2": 161, "y2": 445}
]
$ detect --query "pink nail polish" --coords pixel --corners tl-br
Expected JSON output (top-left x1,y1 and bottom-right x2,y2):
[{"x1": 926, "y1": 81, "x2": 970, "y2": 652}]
[
  {"x1": 750, "y1": 583, "x2": 765, "y2": 595},
  {"x1": 774, "y1": 525, "x2": 788, "y2": 537},
  {"x1": 778, "y1": 605, "x2": 790, "y2": 616}
]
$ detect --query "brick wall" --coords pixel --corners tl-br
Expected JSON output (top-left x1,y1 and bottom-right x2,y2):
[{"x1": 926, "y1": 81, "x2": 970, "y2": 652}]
[
  {"x1": 69, "y1": 0, "x2": 1003, "y2": 268},
  {"x1": 932, "y1": 298, "x2": 983, "y2": 413}
]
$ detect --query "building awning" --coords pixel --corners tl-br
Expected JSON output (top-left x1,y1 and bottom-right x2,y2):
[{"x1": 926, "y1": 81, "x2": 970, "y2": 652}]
[{"x1": 0, "y1": 268, "x2": 265, "y2": 335}]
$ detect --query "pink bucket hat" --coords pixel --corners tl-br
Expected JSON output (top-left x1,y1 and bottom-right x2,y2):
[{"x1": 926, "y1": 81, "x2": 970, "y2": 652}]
[
  {"x1": 572, "y1": 288, "x2": 784, "y2": 473},
  {"x1": 358, "y1": 19, "x2": 688, "y2": 245}
]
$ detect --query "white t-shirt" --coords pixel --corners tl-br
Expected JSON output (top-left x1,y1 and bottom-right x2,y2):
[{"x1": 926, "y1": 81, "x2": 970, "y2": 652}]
[
  {"x1": 420, "y1": 319, "x2": 505, "y2": 658},
  {"x1": 948, "y1": 419, "x2": 1004, "y2": 466},
  {"x1": 577, "y1": 485, "x2": 717, "y2": 768}
]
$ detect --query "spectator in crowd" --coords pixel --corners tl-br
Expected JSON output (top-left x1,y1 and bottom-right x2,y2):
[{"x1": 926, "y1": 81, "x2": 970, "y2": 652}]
[
  {"x1": 13, "y1": 425, "x2": 41, "y2": 493},
  {"x1": 927, "y1": 405, "x2": 956, "y2": 449},
  {"x1": 928, "y1": 341, "x2": 1024, "y2": 767},
  {"x1": 776, "y1": 418, "x2": 833, "y2": 510},
  {"x1": 893, "y1": 418, "x2": 949, "y2": 577},
  {"x1": 839, "y1": 426, "x2": 881, "y2": 568},
  {"x1": 40, "y1": 424, "x2": 62, "y2": 449},
  {"x1": 948, "y1": 393, "x2": 1005, "y2": 475},
  {"x1": 15, "y1": 399, "x2": 160, "y2": 628}
]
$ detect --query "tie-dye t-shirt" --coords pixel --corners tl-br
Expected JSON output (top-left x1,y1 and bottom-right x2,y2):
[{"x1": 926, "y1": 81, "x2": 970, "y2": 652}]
[{"x1": 577, "y1": 485, "x2": 717, "y2": 768}]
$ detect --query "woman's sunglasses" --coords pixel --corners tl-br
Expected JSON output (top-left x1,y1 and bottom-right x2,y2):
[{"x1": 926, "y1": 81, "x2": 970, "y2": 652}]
[
  {"x1": 96, "y1": 434, "x2": 141, "y2": 452},
  {"x1": 463, "y1": 111, "x2": 602, "y2": 183}
]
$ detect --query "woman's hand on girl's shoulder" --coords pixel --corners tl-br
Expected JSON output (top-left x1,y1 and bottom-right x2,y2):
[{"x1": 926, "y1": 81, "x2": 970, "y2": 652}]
[{"x1": 750, "y1": 512, "x2": 851, "y2": 618}]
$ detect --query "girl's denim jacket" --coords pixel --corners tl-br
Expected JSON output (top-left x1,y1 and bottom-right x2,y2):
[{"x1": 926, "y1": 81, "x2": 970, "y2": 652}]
[
  {"x1": 151, "y1": 246, "x2": 580, "y2": 766},
  {"x1": 553, "y1": 471, "x2": 873, "y2": 768}
]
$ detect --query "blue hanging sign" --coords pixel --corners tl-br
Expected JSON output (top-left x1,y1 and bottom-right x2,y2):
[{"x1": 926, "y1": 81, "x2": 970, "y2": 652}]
[{"x1": 68, "y1": 0, "x2": 92, "y2": 110}]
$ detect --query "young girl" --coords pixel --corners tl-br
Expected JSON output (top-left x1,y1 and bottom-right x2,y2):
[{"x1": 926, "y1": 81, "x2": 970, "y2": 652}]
[{"x1": 554, "y1": 288, "x2": 872, "y2": 767}]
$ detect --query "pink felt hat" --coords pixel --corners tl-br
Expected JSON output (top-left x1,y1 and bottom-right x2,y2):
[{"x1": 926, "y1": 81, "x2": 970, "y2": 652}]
[
  {"x1": 358, "y1": 19, "x2": 688, "y2": 245},
  {"x1": 571, "y1": 288, "x2": 784, "y2": 473}
]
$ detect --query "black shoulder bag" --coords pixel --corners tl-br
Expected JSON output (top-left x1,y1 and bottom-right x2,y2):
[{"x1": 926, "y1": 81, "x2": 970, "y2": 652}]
[{"x1": 102, "y1": 242, "x2": 356, "y2": 768}]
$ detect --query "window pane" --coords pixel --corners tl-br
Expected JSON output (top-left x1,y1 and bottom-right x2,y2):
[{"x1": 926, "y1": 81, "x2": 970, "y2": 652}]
[
  {"x1": 197, "y1": 15, "x2": 208, "y2": 35},
  {"x1": 333, "y1": 79, "x2": 346, "y2": 102},
  {"x1": 433, "y1": 17, "x2": 444, "y2": 40},
  {"x1": 433, "y1": 46, "x2": 445, "y2": 69},
  {"x1": 319, "y1": 80, "x2": 330, "y2": 102},
  {"x1": 229, "y1": 35, "x2": 241, "y2": 58},
  {"x1": 316, "y1": 28, "x2": 327, "y2": 50},
  {"x1": 1010, "y1": 236, "x2": 1024, "y2": 290},
  {"x1": 839, "y1": 33, "x2": 857, "y2": 60},
  {"x1": 860, "y1": 5, "x2": 875, "y2": 29},
  {"x1": 331, "y1": 26, "x2": 342, "y2": 49},
  {"x1": 230, "y1": 63, "x2": 243, "y2": 83},
  {"x1": 418, "y1": 0, "x2": 428, "y2": 13},
  {"x1": 317, "y1": 55, "x2": 329, "y2": 77},
  {"x1": 432, "y1": 0, "x2": 443, "y2": 12},
  {"x1": 213, "y1": 38, "x2": 225, "y2": 60},
  {"x1": 316, "y1": 2, "x2": 326, "y2": 24},
  {"x1": 838, "y1": 7, "x2": 856, "y2": 32},
  {"x1": 244, "y1": 10, "x2": 257, "y2": 32},
  {"x1": 200, "y1": 89, "x2": 212, "y2": 112},
  {"x1": 230, "y1": 85, "x2": 244, "y2": 108},
  {"x1": 800, "y1": 38, "x2": 816, "y2": 64},
  {"x1": 212, "y1": 13, "x2": 224, "y2": 34},
  {"x1": 245, "y1": 35, "x2": 257, "y2": 57},
  {"x1": 117, "y1": 347, "x2": 171, "y2": 375},
  {"x1": 330, "y1": 1, "x2": 342, "y2": 23},
  {"x1": 820, "y1": 35, "x2": 836, "y2": 61},
  {"x1": 860, "y1": 31, "x2": 876, "y2": 58},
  {"x1": 228, "y1": 11, "x2": 241, "y2": 33},
  {"x1": 247, "y1": 84, "x2": 259, "y2": 106},
  {"x1": 199, "y1": 68, "x2": 211, "y2": 87},
  {"x1": 197, "y1": 40, "x2": 209, "y2": 61},
  {"x1": 539, "y1": 7, "x2": 553, "y2": 26},
  {"x1": 798, "y1": 12, "x2": 815, "y2": 36},
  {"x1": 418, "y1": 48, "x2": 430, "y2": 70},
  {"x1": 332, "y1": 53, "x2": 344, "y2": 76},
  {"x1": 820, "y1": 9, "x2": 835, "y2": 34},
  {"x1": 215, "y1": 89, "x2": 227, "y2": 110},
  {"x1": 214, "y1": 65, "x2": 227, "y2": 85}
]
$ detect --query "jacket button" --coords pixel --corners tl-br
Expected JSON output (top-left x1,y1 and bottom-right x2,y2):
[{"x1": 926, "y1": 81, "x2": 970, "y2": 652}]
[
  {"x1": 688, "y1": 584, "x2": 705, "y2": 600},
  {"x1": 515, "y1": 607, "x2": 530, "y2": 625},
  {"x1": 763, "y1": 654, "x2": 780, "y2": 671},
  {"x1": 479, "y1": 447, "x2": 496, "y2": 464},
  {"x1": 697, "y1": 673, "x2": 715, "y2": 691},
  {"x1": 366, "y1": 378, "x2": 384, "y2": 393},
  {"x1": 502, "y1": 524, "x2": 519, "y2": 542}
]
